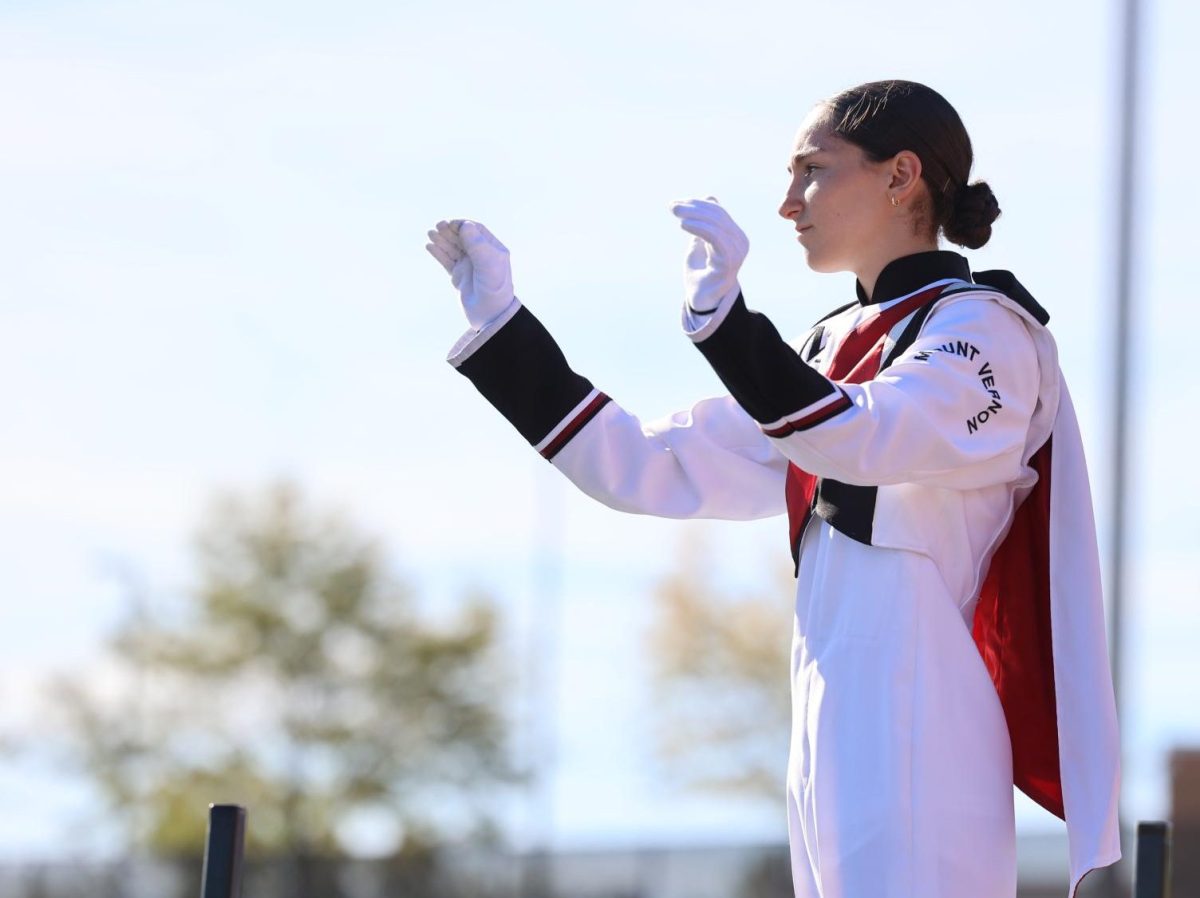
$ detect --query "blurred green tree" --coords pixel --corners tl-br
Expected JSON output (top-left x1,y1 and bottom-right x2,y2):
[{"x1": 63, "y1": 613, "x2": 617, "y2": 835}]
[
  {"x1": 49, "y1": 482, "x2": 512, "y2": 865},
  {"x1": 646, "y1": 530, "x2": 793, "y2": 802}
]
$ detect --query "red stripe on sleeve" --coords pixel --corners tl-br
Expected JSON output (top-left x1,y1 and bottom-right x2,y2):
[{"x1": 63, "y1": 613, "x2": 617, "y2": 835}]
[
  {"x1": 539, "y1": 393, "x2": 611, "y2": 460},
  {"x1": 763, "y1": 392, "x2": 853, "y2": 437}
]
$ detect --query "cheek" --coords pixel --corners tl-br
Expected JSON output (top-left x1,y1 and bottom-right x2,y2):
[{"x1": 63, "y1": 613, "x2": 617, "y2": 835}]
[
  {"x1": 802, "y1": 174, "x2": 878, "y2": 269},
  {"x1": 847, "y1": 172, "x2": 887, "y2": 214},
  {"x1": 809, "y1": 176, "x2": 852, "y2": 226},
  {"x1": 825, "y1": 176, "x2": 885, "y2": 233}
]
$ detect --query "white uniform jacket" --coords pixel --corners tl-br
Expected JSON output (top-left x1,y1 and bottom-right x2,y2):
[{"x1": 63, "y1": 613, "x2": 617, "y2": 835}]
[{"x1": 446, "y1": 249, "x2": 1120, "y2": 898}]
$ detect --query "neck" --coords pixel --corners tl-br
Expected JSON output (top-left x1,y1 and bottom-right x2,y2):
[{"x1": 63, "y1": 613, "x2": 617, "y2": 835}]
[{"x1": 855, "y1": 237, "x2": 940, "y2": 301}]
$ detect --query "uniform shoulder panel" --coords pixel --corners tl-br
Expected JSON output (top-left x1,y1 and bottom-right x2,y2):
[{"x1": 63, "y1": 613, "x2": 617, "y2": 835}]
[{"x1": 968, "y1": 270, "x2": 1050, "y2": 326}]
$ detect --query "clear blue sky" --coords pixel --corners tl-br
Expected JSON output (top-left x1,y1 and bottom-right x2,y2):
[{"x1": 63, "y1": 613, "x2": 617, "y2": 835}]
[{"x1": 0, "y1": 0, "x2": 1196, "y2": 861}]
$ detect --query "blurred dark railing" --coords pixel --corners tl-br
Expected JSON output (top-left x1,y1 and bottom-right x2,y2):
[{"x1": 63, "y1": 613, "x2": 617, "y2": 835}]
[{"x1": 0, "y1": 821, "x2": 1181, "y2": 898}]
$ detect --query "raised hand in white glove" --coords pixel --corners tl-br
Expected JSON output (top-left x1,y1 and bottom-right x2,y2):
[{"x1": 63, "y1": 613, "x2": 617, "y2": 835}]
[
  {"x1": 425, "y1": 219, "x2": 516, "y2": 331},
  {"x1": 668, "y1": 196, "x2": 750, "y2": 314}
]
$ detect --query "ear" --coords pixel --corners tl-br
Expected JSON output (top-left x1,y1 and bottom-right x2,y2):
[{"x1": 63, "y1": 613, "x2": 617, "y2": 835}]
[{"x1": 887, "y1": 150, "x2": 924, "y2": 203}]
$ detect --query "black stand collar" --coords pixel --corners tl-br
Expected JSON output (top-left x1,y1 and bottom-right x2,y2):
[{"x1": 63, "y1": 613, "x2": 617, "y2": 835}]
[{"x1": 856, "y1": 250, "x2": 972, "y2": 305}]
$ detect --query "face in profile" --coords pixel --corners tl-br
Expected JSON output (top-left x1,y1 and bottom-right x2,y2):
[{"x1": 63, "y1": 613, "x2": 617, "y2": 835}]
[{"x1": 778, "y1": 105, "x2": 899, "y2": 274}]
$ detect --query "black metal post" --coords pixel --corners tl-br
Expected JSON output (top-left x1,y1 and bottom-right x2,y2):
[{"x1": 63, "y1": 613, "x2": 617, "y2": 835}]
[
  {"x1": 1134, "y1": 821, "x2": 1171, "y2": 898},
  {"x1": 200, "y1": 804, "x2": 247, "y2": 898}
]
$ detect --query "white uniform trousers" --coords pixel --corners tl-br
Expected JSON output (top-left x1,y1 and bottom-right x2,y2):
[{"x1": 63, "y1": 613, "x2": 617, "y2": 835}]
[{"x1": 786, "y1": 519, "x2": 1016, "y2": 898}]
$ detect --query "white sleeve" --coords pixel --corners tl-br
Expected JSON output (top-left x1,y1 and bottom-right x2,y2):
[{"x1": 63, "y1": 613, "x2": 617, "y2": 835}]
[
  {"x1": 692, "y1": 293, "x2": 1040, "y2": 490},
  {"x1": 448, "y1": 301, "x2": 787, "y2": 520},
  {"x1": 549, "y1": 394, "x2": 788, "y2": 519}
]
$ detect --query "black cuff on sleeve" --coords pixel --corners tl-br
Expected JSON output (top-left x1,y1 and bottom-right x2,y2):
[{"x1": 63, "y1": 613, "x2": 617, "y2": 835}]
[
  {"x1": 456, "y1": 306, "x2": 599, "y2": 447},
  {"x1": 694, "y1": 294, "x2": 838, "y2": 425}
]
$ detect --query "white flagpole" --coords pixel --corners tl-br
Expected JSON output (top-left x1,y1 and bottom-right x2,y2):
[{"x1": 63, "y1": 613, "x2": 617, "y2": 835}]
[{"x1": 1106, "y1": 0, "x2": 1143, "y2": 893}]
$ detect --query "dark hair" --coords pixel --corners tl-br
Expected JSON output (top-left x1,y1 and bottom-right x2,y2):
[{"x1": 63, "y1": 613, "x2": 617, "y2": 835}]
[{"x1": 821, "y1": 80, "x2": 1000, "y2": 250}]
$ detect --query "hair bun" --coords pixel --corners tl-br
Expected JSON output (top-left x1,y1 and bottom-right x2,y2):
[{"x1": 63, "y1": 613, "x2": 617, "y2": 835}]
[{"x1": 943, "y1": 180, "x2": 1000, "y2": 250}]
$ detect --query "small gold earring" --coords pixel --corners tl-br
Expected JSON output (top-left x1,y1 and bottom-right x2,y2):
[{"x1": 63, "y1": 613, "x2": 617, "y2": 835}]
[{"x1": 890, "y1": 195, "x2": 900, "y2": 207}]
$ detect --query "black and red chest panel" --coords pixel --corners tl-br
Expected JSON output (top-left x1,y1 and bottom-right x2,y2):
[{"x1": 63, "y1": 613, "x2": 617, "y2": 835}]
[
  {"x1": 784, "y1": 270, "x2": 1049, "y2": 571},
  {"x1": 785, "y1": 281, "x2": 976, "y2": 569}
]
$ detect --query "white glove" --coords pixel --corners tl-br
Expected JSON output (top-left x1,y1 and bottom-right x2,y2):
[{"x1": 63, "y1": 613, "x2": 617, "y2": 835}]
[
  {"x1": 425, "y1": 219, "x2": 516, "y2": 331},
  {"x1": 668, "y1": 196, "x2": 750, "y2": 314}
]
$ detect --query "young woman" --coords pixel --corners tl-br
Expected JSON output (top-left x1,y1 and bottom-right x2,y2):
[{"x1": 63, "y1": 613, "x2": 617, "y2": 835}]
[{"x1": 425, "y1": 80, "x2": 1120, "y2": 898}]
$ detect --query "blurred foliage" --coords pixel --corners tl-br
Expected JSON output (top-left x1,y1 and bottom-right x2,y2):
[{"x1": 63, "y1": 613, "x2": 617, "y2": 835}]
[
  {"x1": 48, "y1": 482, "x2": 513, "y2": 860},
  {"x1": 646, "y1": 531, "x2": 793, "y2": 801}
]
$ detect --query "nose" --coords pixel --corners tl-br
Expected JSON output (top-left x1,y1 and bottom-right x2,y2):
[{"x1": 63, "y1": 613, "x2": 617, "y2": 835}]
[{"x1": 779, "y1": 188, "x2": 803, "y2": 220}]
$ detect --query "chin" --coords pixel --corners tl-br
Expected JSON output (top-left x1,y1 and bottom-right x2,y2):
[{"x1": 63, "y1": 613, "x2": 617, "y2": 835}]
[{"x1": 803, "y1": 249, "x2": 847, "y2": 275}]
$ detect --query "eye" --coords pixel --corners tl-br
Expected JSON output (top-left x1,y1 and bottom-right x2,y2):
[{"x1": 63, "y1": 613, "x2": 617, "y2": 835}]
[{"x1": 804, "y1": 164, "x2": 819, "y2": 174}]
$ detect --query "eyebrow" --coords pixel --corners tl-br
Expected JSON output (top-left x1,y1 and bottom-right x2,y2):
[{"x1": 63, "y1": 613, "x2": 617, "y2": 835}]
[{"x1": 786, "y1": 146, "x2": 826, "y2": 173}]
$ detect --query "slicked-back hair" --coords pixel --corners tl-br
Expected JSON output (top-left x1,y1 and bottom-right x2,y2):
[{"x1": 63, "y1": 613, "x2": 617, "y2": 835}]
[{"x1": 822, "y1": 80, "x2": 1000, "y2": 249}]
